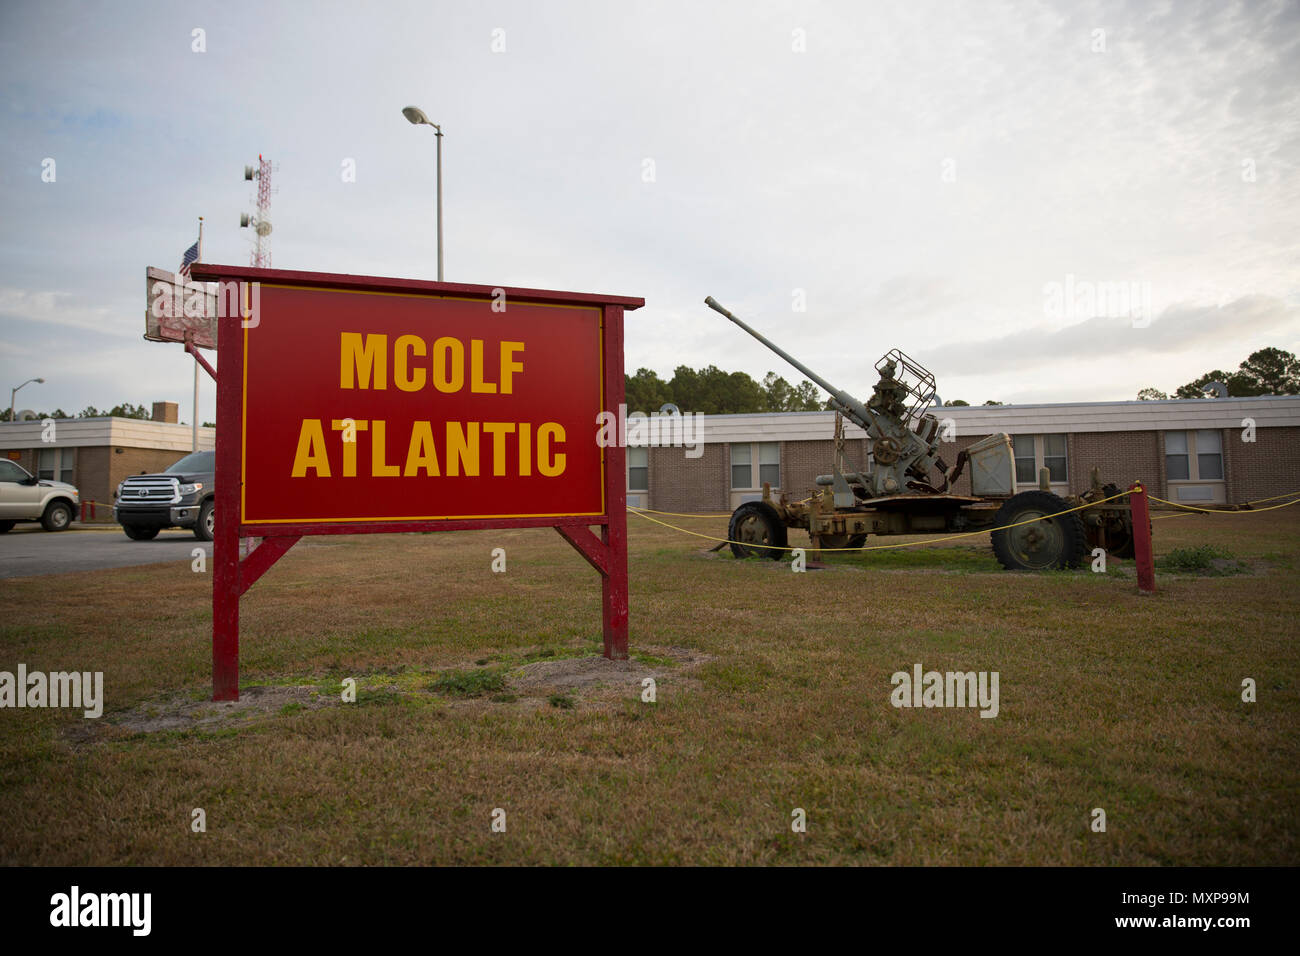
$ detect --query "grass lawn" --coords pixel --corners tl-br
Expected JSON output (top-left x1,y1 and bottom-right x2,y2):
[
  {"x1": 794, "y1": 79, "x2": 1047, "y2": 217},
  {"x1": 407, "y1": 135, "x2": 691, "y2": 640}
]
[{"x1": 1, "y1": 505, "x2": 1297, "y2": 865}]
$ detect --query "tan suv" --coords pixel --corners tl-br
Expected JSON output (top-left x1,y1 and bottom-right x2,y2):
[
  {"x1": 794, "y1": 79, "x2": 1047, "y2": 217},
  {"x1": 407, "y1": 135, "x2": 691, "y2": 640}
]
[{"x1": 0, "y1": 459, "x2": 79, "y2": 532}]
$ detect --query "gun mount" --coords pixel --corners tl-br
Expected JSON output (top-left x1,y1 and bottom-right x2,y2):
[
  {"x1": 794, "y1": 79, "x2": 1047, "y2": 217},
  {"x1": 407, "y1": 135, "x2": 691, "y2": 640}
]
[{"x1": 704, "y1": 296, "x2": 1139, "y2": 570}]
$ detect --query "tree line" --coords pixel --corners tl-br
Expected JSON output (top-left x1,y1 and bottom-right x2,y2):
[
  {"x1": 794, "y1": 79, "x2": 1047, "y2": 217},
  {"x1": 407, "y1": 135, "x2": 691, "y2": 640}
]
[
  {"x1": 625, "y1": 366, "x2": 825, "y2": 414},
  {"x1": 1137, "y1": 347, "x2": 1299, "y2": 400},
  {"x1": 1, "y1": 403, "x2": 153, "y2": 422}
]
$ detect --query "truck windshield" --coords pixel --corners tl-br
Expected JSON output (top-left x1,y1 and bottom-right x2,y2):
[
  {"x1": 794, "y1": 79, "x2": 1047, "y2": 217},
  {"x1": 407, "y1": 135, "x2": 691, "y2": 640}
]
[{"x1": 165, "y1": 451, "x2": 215, "y2": 474}]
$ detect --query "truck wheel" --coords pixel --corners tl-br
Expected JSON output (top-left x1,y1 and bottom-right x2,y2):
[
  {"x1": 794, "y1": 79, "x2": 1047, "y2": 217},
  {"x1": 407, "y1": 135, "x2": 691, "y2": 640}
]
[
  {"x1": 41, "y1": 501, "x2": 73, "y2": 532},
  {"x1": 193, "y1": 499, "x2": 214, "y2": 541},
  {"x1": 991, "y1": 490, "x2": 1087, "y2": 570},
  {"x1": 123, "y1": 524, "x2": 160, "y2": 541},
  {"x1": 0, "y1": 520, "x2": 15, "y2": 533},
  {"x1": 728, "y1": 502, "x2": 788, "y2": 560}
]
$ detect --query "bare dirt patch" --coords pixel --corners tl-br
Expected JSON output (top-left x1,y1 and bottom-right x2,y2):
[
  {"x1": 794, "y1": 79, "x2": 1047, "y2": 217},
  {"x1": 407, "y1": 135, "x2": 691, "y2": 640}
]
[
  {"x1": 66, "y1": 646, "x2": 710, "y2": 740},
  {"x1": 509, "y1": 646, "x2": 710, "y2": 704},
  {"x1": 65, "y1": 684, "x2": 334, "y2": 743}
]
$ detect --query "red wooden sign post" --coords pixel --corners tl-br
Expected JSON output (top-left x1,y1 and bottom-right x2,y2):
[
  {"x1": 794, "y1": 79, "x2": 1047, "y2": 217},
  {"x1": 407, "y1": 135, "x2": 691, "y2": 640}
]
[
  {"x1": 189, "y1": 264, "x2": 643, "y2": 701},
  {"x1": 1129, "y1": 481, "x2": 1156, "y2": 595}
]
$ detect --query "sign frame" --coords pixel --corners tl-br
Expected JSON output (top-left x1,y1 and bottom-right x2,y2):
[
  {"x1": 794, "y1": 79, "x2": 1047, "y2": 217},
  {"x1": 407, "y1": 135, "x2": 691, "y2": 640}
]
[
  {"x1": 189, "y1": 263, "x2": 643, "y2": 702},
  {"x1": 144, "y1": 266, "x2": 218, "y2": 349}
]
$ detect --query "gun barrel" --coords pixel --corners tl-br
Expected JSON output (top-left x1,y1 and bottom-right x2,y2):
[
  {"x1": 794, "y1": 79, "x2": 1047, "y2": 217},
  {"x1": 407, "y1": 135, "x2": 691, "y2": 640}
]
[
  {"x1": 704, "y1": 296, "x2": 881, "y2": 434},
  {"x1": 704, "y1": 296, "x2": 842, "y2": 397}
]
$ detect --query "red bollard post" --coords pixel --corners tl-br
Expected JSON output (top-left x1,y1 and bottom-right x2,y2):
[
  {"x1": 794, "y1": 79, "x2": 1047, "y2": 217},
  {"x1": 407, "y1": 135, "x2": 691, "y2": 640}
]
[{"x1": 1129, "y1": 482, "x2": 1156, "y2": 595}]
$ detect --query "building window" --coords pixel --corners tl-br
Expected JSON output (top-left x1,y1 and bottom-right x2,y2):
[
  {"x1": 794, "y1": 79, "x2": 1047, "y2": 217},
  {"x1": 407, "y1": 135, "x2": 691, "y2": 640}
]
[
  {"x1": 1167, "y1": 430, "x2": 1222, "y2": 482},
  {"x1": 1013, "y1": 435, "x2": 1036, "y2": 484},
  {"x1": 628, "y1": 447, "x2": 648, "y2": 492},
  {"x1": 1165, "y1": 431, "x2": 1188, "y2": 479},
  {"x1": 730, "y1": 442, "x2": 780, "y2": 489},
  {"x1": 1013, "y1": 434, "x2": 1067, "y2": 486},
  {"x1": 730, "y1": 443, "x2": 751, "y2": 488},
  {"x1": 1043, "y1": 434, "x2": 1067, "y2": 482},
  {"x1": 758, "y1": 442, "x2": 780, "y2": 487},
  {"x1": 37, "y1": 447, "x2": 75, "y2": 485},
  {"x1": 1196, "y1": 429, "x2": 1223, "y2": 480}
]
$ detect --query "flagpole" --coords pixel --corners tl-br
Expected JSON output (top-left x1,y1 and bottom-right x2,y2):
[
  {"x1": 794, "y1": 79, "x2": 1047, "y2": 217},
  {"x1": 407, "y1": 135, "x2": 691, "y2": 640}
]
[{"x1": 192, "y1": 217, "x2": 203, "y2": 452}]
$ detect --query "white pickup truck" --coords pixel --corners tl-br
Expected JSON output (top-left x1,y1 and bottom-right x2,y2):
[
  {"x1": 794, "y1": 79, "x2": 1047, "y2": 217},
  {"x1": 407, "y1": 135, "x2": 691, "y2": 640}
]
[{"x1": 0, "y1": 459, "x2": 79, "y2": 532}]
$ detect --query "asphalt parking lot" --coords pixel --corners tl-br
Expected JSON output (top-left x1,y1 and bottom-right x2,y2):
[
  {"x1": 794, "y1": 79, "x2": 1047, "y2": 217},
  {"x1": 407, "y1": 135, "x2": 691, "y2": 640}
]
[{"x1": 0, "y1": 526, "x2": 212, "y2": 579}]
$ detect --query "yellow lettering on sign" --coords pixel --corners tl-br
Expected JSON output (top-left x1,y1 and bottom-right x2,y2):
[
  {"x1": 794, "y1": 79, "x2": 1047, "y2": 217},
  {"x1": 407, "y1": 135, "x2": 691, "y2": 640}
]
[
  {"x1": 331, "y1": 419, "x2": 368, "y2": 476},
  {"x1": 340, "y1": 333, "x2": 387, "y2": 390},
  {"x1": 292, "y1": 419, "x2": 331, "y2": 477},
  {"x1": 470, "y1": 339, "x2": 497, "y2": 394},
  {"x1": 371, "y1": 420, "x2": 400, "y2": 477},
  {"x1": 446, "y1": 422, "x2": 480, "y2": 476},
  {"x1": 432, "y1": 337, "x2": 464, "y2": 393},
  {"x1": 404, "y1": 421, "x2": 440, "y2": 477},
  {"x1": 518, "y1": 422, "x2": 532, "y2": 476},
  {"x1": 394, "y1": 335, "x2": 427, "y2": 391},
  {"x1": 482, "y1": 422, "x2": 516, "y2": 477},
  {"x1": 500, "y1": 342, "x2": 524, "y2": 395},
  {"x1": 538, "y1": 422, "x2": 566, "y2": 477}
]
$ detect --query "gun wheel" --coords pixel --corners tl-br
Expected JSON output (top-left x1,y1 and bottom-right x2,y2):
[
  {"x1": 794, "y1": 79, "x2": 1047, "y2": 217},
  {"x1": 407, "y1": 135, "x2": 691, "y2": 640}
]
[
  {"x1": 728, "y1": 502, "x2": 789, "y2": 560},
  {"x1": 991, "y1": 490, "x2": 1088, "y2": 570}
]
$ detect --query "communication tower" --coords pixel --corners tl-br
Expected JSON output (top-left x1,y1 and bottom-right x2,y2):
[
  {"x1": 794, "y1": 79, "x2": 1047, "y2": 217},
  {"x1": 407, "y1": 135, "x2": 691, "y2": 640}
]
[{"x1": 240, "y1": 154, "x2": 276, "y2": 267}]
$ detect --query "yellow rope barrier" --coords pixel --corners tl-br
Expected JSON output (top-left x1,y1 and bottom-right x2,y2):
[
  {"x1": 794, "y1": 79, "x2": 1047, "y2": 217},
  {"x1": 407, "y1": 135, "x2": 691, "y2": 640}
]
[
  {"x1": 1232, "y1": 494, "x2": 1300, "y2": 509},
  {"x1": 628, "y1": 489, "x2": 1132, "y2": 553},
  {"x1": 1148, "y1": 494, "x2": 1300, "y2": 515}
]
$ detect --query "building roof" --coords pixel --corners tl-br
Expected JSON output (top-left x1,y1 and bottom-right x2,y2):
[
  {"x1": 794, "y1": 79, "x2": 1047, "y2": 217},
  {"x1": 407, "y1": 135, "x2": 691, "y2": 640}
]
[
  {"x1": 694, "y1": 395, "x2": 1300, "y2": 443},
  {"x1": 0, "y1": 417, "x2": 215, "y2": 452}
]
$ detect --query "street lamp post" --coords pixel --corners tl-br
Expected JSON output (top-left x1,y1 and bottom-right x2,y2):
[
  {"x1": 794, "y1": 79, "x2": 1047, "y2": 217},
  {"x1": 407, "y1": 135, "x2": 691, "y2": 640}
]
[
  {"x1": 401, "y1": 105, "x2": 444, "y2": 281},
  {"x1": 8, "y1": 377, "x2": 45, "y2": 423}
]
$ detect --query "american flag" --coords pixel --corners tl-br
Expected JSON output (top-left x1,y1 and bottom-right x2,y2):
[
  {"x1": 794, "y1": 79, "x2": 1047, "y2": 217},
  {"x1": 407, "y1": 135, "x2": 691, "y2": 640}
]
[{"x1": 178, "y1": 240, "x2": 199, "y2": 278}]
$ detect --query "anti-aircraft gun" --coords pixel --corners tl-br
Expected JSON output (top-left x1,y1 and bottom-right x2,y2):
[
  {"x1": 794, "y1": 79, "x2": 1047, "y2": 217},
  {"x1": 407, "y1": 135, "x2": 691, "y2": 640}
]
[{"x1": 704, "y1": 297, "x2": 1138, "y2": 570}]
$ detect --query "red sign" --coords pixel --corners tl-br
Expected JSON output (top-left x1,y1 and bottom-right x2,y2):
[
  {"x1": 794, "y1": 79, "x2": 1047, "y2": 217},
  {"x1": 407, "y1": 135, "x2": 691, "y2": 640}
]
[
  {"x1": 188, "y1": 264, "x2": 643, "y2": 702},
  {"x1": 241, "y1": 285, "x2": 605, "y2": 524}
]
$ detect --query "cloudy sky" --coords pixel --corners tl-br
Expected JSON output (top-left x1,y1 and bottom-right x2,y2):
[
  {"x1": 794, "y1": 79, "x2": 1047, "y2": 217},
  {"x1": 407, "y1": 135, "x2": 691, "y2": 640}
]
[{"x1": 1, "y1": 0, "x2": 1297, "y2": 423}]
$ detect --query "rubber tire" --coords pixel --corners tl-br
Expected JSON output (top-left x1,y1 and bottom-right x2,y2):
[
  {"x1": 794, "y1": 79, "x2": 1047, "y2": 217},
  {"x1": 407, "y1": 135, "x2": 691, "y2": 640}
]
[
  {"x1": 41, "y1": 501, "x2": 73, "y2": 532},
  {"x1": 0, "y1": 520, "x2": 15, "y2": 533},
  {"x1": 123, "y1": 524, "x2": 160, "y2": 541},
  {"x1": 728, "y1": 502, "x2": 788, "y2": 560},
  {"x1": 193, "y1": 499, "x2": 214, "y2": 542},
  {"x1": 991, "y1": 490, "x2": 1088, "y2": 570}
]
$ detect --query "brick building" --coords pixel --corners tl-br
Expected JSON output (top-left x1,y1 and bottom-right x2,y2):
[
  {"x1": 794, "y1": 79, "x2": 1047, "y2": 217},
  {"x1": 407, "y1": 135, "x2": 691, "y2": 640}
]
[
  {"x1": 627, "y1": 396, "x2": 1300, "y2": 512},
  {"x1": 0, "y1": 402, "x2": 214, "y2": 519}
]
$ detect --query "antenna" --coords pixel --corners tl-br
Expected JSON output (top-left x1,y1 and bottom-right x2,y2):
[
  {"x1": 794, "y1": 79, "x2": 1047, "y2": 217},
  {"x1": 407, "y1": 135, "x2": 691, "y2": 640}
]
[{"x1": 239, "y1": 154, "x2": 278, "y2": 267}]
